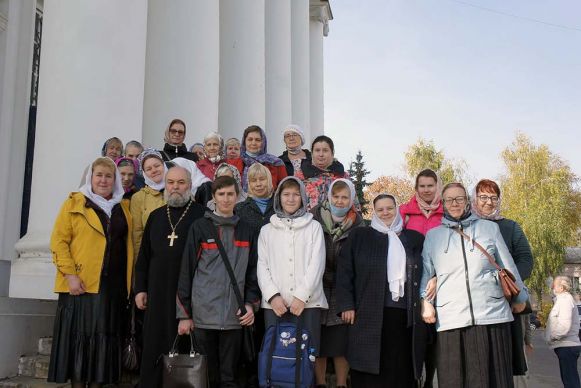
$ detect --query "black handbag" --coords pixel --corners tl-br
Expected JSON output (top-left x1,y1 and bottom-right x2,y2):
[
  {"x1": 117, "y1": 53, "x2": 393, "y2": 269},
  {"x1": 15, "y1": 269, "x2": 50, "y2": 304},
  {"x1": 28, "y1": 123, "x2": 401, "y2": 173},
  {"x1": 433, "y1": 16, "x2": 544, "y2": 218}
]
[
  {"x1": 207, "y1": 220, "x2": 257, "y2": 362},
  {"x1": 122, "y1": 302, "x2": 140, "y2": 371},
  {"x1": 162, "y1": 334, "x2": 208, "y2": 388}
]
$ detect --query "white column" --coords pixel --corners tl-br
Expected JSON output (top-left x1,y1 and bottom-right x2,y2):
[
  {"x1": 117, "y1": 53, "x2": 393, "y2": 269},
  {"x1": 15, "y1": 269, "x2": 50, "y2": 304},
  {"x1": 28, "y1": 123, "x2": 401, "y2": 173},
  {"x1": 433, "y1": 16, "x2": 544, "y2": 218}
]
[
  {"x1": 218, "y1": 0, "x2": 265, "y2": 142},
  {"x1": 265, "y1": 0, "x2": 292, "y2": 157},
  {"x1": 10, "y1": 0, "x2": 148, "y2": 299},
  {"x1": 291, "y1": 0, "x2": 311, "y2": 145},
  {"x1": 142, "y1": 0, "x2": 219, "y2": 149},
  {"x1": 309, "y1": 18, "x2": 324, "y2": 138},
  {"x1": 0, "y1": 0, "x2": 36, "y2": 295}
]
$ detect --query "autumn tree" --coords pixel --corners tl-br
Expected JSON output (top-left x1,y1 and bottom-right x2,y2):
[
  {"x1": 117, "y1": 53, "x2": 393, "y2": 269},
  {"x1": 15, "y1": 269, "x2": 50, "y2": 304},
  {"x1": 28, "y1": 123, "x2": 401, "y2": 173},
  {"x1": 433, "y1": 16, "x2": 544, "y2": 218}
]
[
  {"x1": 363, "y1": 176, "x2": 415, "y2": 220},
  {"x1": 348, "y1": 150, "x2": 371, "y2": 214},
  {"x1": 500, "y1": 133, "x2": 581, "y2": 306},
  {"x1": 404, "y1": 138, "x2": 470, "y2": 185}
]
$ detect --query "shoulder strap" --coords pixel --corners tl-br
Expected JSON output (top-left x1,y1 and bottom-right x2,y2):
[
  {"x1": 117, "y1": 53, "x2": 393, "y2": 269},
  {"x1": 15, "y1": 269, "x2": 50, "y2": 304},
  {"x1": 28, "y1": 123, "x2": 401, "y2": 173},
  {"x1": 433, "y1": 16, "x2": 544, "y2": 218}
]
[
  {"x1": 205, "y1": 219, "x2": 247, "y2": 315},
  {"x1": 452, "y1": 227, "x2": 501, "y2": 271}
]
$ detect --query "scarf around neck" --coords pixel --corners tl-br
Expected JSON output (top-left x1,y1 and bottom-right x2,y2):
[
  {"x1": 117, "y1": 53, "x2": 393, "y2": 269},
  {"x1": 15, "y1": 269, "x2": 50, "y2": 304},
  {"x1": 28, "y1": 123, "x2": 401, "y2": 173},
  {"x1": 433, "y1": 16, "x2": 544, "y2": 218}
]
[
  {"x1": 319, "y1": 201, "x2": 358, "y2": 241},
  {"x1": 370, "y1": 204, "x2": 406, "y2": 302},
  {"x1": 79, "y1": 163, "x2": 124, "y2": 217}
]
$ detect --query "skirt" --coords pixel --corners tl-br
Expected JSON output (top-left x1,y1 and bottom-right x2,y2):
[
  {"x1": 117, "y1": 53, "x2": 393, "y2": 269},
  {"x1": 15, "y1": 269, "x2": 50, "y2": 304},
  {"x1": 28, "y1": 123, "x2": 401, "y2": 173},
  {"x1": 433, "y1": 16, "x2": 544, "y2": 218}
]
[
  {"x1": 264, "y1": 308, "x2": 322, "y2": 356},
  {"x1": 437, "y1": 322, "x2": 513, "y2": 388},
  {"x1": 47, "y1": 277, "x2": 126, "y2": 384},
  {"x1": 350, "y1": 307, "x2": 413, "y2": 388},
  {"x1": 319, "y1": 324, "x2": 348, "y2": 357}
]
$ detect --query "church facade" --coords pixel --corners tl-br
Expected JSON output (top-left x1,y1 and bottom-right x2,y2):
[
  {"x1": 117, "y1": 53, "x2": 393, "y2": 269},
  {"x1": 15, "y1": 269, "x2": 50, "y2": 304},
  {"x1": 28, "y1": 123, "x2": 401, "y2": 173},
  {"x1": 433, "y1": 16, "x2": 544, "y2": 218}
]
[{"x1": 0, "y1": 0, "x2": 332, "y2": 375}]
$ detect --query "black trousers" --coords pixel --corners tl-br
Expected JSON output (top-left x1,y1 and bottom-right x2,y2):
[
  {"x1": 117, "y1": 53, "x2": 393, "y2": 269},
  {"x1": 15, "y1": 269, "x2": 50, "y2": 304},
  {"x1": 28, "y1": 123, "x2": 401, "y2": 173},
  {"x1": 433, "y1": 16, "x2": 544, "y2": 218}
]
[
  {"x1": 350, "y1": 308, "x2": 413, "y2": 388},
  {"x1": 437, "y1": 323, "x2": 513, "y2": 388},
  {"x1": 194, "y1": 328, "x2": 243, "y2": 388}
]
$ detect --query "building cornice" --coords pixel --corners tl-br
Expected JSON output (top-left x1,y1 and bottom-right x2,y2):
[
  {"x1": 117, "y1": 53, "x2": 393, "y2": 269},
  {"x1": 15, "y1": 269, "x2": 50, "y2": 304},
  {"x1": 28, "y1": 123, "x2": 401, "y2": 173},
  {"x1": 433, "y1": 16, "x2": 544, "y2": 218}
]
[{"x1": 310, "y1": 0, "x2": 333, "y2": 36}]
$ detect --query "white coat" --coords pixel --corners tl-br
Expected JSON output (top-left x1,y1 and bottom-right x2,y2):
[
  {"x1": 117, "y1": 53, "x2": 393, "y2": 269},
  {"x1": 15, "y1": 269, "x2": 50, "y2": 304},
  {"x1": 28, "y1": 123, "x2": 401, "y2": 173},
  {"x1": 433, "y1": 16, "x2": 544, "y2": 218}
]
[{"x1": 258, "y1": 212, "x2": 328, "y2": 310}]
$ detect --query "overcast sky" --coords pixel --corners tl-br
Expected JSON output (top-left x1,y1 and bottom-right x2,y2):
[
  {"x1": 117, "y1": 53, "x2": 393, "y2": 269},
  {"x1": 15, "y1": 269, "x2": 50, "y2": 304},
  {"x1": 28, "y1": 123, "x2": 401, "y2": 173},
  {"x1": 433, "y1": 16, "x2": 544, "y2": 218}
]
[{"x1": 324, "y1": 0, "x2": 581, "y2": 183}]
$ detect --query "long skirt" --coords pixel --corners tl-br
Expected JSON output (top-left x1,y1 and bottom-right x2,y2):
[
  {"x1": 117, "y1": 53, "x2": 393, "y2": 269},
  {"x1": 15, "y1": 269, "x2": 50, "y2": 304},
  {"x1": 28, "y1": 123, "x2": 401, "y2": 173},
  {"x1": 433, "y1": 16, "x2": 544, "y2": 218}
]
[
  {"x1": 47, "y1": 277, "x2": 125, "y2": 384},
  {"x1": 350, "y1": 307, "x2": 413, "y2": 388},
  {"x1": 437, "y1": 322, "x2": 513, "y2": 388}
]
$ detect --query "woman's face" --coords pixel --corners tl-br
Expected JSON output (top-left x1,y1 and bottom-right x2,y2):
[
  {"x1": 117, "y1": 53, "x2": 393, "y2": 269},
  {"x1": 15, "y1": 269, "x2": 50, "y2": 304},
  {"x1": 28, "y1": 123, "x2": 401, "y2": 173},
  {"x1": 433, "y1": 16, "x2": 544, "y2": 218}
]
[
  {"x1": 204, "y1": 138, "x2": 221, "y2": 158},
  {"x1": 143, "y1": 157, "x2": 164, "y2": 184},
  {"x1": 118, "y1": 165, "x2": 135, "y2": 190},
  {"x1": 91, "y1": 165, "x2": 115, "y2": 198},
  {"x1": 245, "y1": 131, "x2": 263, "y2": 154},
  {"x1": 280, "y1": 186, "x2": 302, "y2": 215},
  {"x1": 374, "y1": 197, "x2": 397, "y2": 226},
  {"x1": 226, "y1": 144, "x2": 240, "y2": 159},
  {"x1": 192, "y1": 145, "x2": 205, "y2": 160},
  {"x1": 249, "y1": 174, "x2": 270, "y2": 198},
  {"x1": 312, "y1": 141, "x2": 334, "y2": 169},
  {"x1": 417, "y1": 176, "x2": 437, "y2": 203},
  {"x1": 330, "y1": 187, "x2": 351, "y2": 209},
  {"x1": 105, "y1": 142, "x2": 122, "y2": 160},
  {"x1": 284, "y1": 132, "x2": 301, "y2": 149},
  {"x1": 168, "y1": 122, "x2": 186, "y2": 145},
  {"x1": 476, "y1": 189, "x2": 499, "y2": 216},
  {"x1": 552, "y1": 279, "x2": 564, "y2": 295},
  {"x1": 443, "y1": 186, "x2": 467, "y2": 219}
]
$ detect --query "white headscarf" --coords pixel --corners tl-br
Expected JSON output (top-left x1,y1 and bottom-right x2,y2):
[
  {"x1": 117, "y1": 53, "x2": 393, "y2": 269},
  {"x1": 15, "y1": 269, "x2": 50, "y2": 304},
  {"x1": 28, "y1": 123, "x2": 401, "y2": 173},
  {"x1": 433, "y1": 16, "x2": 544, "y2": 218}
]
[
  {"x1": 170, "y1": 157, "x2": 211, "y2": 196},
  {"x1": 370, "y1": 194, "x2": 407, "y2": 302},
  {"x1": 79, "y1": 159, "x2": 124, "y2": 217},
  {"x1": 139, "y1": 148, "x2": 167, "y2": 191}
]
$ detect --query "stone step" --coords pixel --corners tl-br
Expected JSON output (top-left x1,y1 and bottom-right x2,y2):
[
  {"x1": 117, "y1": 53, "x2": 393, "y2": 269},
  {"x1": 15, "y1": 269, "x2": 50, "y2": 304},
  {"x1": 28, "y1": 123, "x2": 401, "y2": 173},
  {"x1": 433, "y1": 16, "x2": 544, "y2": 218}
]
[
  {"x1": 17, "y1": 356, "x2": 49, "y2": 379},
  {"x1": 0, "y1": 376, "x2": 68, "y2": 388},
  {"x1": 37, "y1": 338, "x2": 51, "y2": 357}
]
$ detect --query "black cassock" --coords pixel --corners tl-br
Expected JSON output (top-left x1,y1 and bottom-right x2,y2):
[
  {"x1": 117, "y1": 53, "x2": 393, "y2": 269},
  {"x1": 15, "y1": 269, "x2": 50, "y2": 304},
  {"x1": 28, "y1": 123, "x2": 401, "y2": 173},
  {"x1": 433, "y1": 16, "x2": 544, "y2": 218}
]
[{"x1": 134, "y1": 201, "x2": 205, "y2": 388}]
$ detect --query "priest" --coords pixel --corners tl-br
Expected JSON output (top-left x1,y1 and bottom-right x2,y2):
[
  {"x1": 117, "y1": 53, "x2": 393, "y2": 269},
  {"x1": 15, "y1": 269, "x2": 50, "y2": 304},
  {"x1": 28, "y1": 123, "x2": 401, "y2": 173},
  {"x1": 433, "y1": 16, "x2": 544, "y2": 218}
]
[{"x1": 134, "y1": 165, "x2": 205, "y2": 388}]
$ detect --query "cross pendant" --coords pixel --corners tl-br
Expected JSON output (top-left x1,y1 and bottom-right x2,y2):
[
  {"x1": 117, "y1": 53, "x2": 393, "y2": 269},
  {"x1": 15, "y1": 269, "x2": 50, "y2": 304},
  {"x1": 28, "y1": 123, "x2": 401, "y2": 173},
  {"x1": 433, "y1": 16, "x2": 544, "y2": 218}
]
[{"x1": 168, "y1": 231, "x2": 178, "y2": 247}]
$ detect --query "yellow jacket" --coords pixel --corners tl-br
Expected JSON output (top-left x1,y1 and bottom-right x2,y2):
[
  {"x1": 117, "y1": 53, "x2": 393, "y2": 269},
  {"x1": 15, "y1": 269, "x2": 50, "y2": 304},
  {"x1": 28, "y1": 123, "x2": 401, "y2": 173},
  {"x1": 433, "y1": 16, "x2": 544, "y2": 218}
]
[
  {"x1": 50, "y1": 192, "x2": 134, "y2": 295},
  {"x1": 129, "y1": 186, "x2": 165, "y2": 260}
]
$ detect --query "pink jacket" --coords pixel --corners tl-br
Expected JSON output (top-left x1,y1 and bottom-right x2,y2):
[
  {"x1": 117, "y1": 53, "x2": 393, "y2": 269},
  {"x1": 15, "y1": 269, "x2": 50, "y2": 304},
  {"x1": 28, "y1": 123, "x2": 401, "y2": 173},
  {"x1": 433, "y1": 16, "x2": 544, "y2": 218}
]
[{"x1": 399, "y1": 196, "x2": 444, "y2": 236}]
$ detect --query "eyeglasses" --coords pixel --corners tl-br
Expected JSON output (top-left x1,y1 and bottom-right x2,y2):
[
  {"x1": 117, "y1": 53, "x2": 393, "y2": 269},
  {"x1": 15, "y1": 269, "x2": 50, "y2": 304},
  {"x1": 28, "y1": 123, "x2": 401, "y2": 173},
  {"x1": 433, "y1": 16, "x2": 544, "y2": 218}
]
[
  {"x1": 477, "y1": 195, "x2": 499, "y2": 204},
  {"x1": 284, "y1": 133, "x2": 299, "y2": 139},
  {"x1": 443, "y1": 196, "x2": 467, "y2": 205},
  {"x1": 169, "y1": 129, "x2": 185, "y2": 135}
]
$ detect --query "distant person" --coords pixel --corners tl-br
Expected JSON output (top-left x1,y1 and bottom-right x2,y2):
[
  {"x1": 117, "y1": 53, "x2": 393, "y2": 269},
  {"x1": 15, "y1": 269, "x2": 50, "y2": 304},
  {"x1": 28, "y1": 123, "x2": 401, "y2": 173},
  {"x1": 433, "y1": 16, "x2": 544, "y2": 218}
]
[
  {"x1": 47, "y1": 157, "x2": 133, "y2": 387},
  {"x1": 311, "y1": 179, "x2": 364, "y2": 388},
  {"x1": 124, "y1": 140, "x2": 144, "y2": 160},
  {"x1": 190, "y1": 142, "x2": 206, "y2": 161},
  {"x1": 197, "y1": 132, "x2": 226, "y2": 179},
  {"x1": 102, "y1": 137, "x2": 123, "y2": 160},
  {"x1": 299, "y1": 135, "x2": 351, "y2": 210},
  {"x1": 177, "y1": 176, "x2": 260, "y2": 388},
  {"x1": 278, "y1": 125, "x2": 311, "y2": 177},
  {"x1": 115, "y1": 157, "x2": 139, "y2": 199},
  {"x1": 546, "y1": 276, "x2": 581, "y2": 388},
  {"x1": 160, "y1": 118, "x2": 198, "y2": 162},
  {"x1": 134, "y1": 166, "x2": 205, "y2": 388},
  {"x1": 229, "y1": 125, "x2": 287, "y2": 191},
  {"x1": 225, "y1": 137, "x2": 241, "y2": 160},
  {"x1": 420, "y1": 182, "x2": 528, "y2": 388}
]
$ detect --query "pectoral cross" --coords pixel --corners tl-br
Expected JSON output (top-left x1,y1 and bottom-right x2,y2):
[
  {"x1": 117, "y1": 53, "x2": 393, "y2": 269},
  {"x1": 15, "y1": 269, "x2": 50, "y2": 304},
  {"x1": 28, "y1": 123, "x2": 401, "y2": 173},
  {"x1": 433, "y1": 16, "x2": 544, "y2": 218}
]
[{"x1": 168, "y1": 231, "x2": 178, "y2": 247}]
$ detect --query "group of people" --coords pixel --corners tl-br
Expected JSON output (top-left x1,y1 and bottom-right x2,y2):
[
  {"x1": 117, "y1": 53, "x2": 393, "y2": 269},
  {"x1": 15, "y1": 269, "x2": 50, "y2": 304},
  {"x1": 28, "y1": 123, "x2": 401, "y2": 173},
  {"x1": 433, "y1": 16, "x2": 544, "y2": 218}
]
[{"x1": 45, "y1": 118, "x2": 579, "y2": 388}]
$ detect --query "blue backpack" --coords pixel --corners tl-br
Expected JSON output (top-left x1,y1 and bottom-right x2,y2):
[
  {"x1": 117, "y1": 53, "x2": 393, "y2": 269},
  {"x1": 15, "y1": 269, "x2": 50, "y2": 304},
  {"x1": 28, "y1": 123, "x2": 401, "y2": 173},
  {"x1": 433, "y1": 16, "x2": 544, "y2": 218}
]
[{"x1": 258, "y1": 318, "x2": 315, "y2": 388}]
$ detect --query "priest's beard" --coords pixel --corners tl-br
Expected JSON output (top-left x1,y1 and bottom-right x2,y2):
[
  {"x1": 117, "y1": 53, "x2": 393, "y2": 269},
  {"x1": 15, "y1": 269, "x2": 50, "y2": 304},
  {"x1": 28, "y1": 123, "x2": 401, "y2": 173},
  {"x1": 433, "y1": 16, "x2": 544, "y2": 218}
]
[{"x1": 166, "y1": 191, "x2": 192, "y2": 207}]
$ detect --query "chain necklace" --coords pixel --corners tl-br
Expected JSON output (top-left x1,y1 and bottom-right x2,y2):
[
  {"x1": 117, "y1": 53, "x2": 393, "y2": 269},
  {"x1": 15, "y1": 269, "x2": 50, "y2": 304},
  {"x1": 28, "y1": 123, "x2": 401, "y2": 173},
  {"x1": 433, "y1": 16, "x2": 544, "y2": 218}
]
[{"x1": 166, "y1": 200, "x2": 193, "y2": 247}]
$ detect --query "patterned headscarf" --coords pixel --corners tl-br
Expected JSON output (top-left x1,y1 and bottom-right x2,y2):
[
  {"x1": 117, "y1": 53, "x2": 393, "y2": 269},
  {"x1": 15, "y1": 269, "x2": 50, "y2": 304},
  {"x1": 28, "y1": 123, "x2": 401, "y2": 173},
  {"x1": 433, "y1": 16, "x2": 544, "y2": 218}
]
[{"x1": 240, "y1": 126, "x2": 284, "y2": 191}]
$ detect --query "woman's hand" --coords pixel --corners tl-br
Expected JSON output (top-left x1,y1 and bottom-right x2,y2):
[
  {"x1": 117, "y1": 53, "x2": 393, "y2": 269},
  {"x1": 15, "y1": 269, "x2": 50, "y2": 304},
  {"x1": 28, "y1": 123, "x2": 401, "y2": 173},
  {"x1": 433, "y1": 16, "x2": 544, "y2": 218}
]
[
  {"x1": 270, "y1": 296, "x2": 288, "y2": 317},
  {"x1": 341, "y1": 310, "x2": 356, "y2": 325},
  {"x1": 290, "y1": 297, "x2": 306, "y2": 317},
  {"x1": 65, "y1": 274, "x2": 85, "y2": 295},
  {"x1": 512, "y1": 302, "x2": 526, "y2": 314},
  {"x1": 425, "y1": 276, "x2": 437, "y2": 301},
  {"x1": 135, "y1": 292, "x2": 148, "y2": 310},
  {"x1": 421, "y1": 299, "x2": 437, "y2": 324},
  {"x1": 178, "y1": 319, "x2": 194, "y2": 335},
  {"x1": 238, "y1": 304, "x2": 255, "y2": 326}
]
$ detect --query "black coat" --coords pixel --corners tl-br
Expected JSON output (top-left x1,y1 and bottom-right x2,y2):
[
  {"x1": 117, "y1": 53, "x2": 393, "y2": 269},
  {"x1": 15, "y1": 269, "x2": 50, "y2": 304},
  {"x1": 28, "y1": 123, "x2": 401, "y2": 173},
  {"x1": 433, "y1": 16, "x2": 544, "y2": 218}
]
[
  {"x1": 278, "y1": 149, "x2": 312, "y2": 176},
  {"x1": 161, "y1": 143, "x2": 198, "y2": 162},
  {"x1": 234, "y1": 196, "x2": 275, "y2": 233},
  {"x1": 336, "y1": 226, "x2": 427, "y2": 377}
]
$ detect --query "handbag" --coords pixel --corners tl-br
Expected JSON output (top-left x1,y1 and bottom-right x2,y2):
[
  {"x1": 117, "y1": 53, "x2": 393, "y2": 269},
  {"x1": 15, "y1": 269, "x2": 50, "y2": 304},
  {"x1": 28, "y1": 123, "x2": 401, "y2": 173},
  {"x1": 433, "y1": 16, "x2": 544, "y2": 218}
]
[
  {"x1": 453, "y1": 227, "x2": 520, "y2": 302},
  {"x1": 122, "y1": 302, "x2": 140, "y2": 371},
  {"x1": 162, "y1": 334, "x2": 208, "y2": 388},
  {"x1": 206, "y1": 220, "x2": 257, "y2": 362}
]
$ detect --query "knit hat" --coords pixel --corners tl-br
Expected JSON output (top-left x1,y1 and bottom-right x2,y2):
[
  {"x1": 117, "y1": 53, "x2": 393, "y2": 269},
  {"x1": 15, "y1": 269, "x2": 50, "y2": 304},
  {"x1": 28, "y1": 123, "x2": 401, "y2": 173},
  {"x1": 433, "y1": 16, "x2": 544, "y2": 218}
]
[{"x1": 283, "y1": 125, "x2": 305, "y2": 146}]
